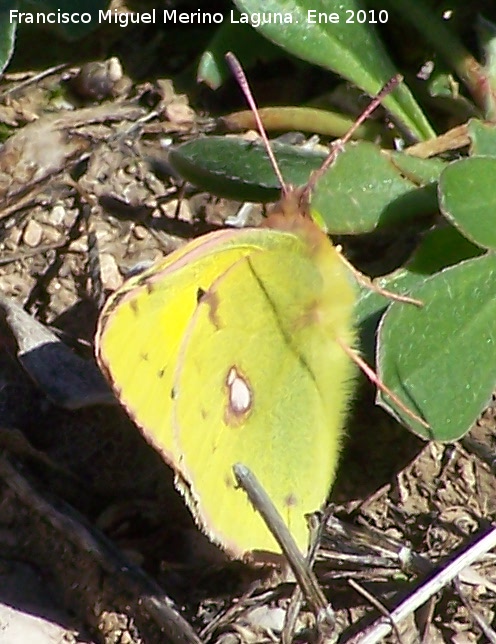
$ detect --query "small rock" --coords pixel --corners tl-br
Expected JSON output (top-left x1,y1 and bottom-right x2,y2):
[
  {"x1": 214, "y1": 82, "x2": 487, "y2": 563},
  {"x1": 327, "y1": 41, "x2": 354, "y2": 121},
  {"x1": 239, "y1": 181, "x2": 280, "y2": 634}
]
[
  {"x1": 22, "y1": 220, "x2": 43, "y2": 247},
  {"x1": 132, "y1": 225, "x2": 148, "y2": 240},
  {"x1": 165, "y1": 101, "x2": 195, "y2": 125},
  {"x1": 244, "y1": 605, "x2": 286, "y2": 632},
  {"x1": 70, "y1": 58, "x2": 129, "y2": 101},
  {"x1": 99, "y1": 253, "x2": 123, "y2": 291},
  {"x1": 41, "y1": 224, "x2": 62, "y2": 243},
  {"x1": 68, "y1": 237, "x2": 88, "y2": 253},
  {"x1": 47, "y1": 204, "x2": 66, "y2": 226},
  {"x1": 7, "y1": 227, "x2": 22, "y2": 246}
]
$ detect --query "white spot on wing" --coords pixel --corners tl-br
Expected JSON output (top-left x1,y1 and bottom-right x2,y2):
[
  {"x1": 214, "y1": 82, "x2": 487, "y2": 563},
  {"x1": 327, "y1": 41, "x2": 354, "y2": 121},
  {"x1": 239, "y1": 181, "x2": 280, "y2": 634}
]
[{"x1": 226, "y1": 366, "x2": 252, "y2": 416}]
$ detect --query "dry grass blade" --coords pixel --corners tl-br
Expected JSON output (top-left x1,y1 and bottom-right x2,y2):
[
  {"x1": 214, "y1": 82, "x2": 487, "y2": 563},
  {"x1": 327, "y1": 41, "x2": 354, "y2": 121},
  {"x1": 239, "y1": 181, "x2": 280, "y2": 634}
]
[{"x1": 349, "y1": 525, "x2": 496, "y2": 643}]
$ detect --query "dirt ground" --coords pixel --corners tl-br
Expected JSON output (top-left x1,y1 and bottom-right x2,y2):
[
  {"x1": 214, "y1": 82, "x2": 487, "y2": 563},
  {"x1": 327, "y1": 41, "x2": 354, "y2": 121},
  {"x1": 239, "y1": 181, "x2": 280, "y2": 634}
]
[{"x1": 0, "y1": 50, "x2": 495, "y2": 644}]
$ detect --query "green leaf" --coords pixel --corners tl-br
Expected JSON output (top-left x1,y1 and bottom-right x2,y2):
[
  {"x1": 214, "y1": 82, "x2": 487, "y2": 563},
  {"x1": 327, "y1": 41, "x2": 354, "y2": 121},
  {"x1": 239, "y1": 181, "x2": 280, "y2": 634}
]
[
  {"x1": 220, "y1": 105, "x2": 384, "y2": 140},
  {"x1": 168, "y1": 136, "x2": 325, "y2": 202},
  {"x1": 0, "y1": 0, "x2": 17, "y2": 73},
  {"x1": 170, "y1": 137, "x2": 444, "y2": 233},
  {"x1": 356, "y1": 225, "x2": 483, "y2": 327},
  {"x1": 233, "y1": 0, "x2": 434, "y2": 140},
  {"x1": 356, "y1": 269, "x2": 429, "y2": 367},
  {"x1": 468, "y1": 119, "x2": 496, "y2": 157},
  {"x1": 439, "y1": 157, "x2": 496, "y2": 250},
  {"x1": 377, "y1": 253, "x2": 496, "y2": 441},
  {"x1": 356, "y1": 225, "x2": 484, "y2": 363},
  {"x1": 311, "y1": 142, "x2": 441, "y2": 233},
  {"x1": 356, "y1": 225, "x2": 482, "y2": 349},
  {"x1": 389, "y1": 150, "x2": 447, "y2": 184},
  {"x1": 198, "y1": 12, "x2": 280, "y2": 89},
  {"x1": 406, "y1": 225, "x2": 485, "y2": 275}
]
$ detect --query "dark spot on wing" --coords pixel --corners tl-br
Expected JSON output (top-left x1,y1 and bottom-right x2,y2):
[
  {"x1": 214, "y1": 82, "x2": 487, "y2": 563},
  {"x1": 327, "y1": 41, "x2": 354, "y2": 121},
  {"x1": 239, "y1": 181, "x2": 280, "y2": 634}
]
[
  {"x1": 130, "y1": 300, "x2": 139, "y2": 315},
  {"x1": 224, "y1": 474, "x2": 235, "y2": 489},
  {"x1": 203, "y1": 290, "x2": 221, "y2": 329},
  {"x1": 284, "y1": 493, "x2": 298, "y2": 508},
  {"x1": 197, "y1": 287, "x2": 206, "y2": 303}
]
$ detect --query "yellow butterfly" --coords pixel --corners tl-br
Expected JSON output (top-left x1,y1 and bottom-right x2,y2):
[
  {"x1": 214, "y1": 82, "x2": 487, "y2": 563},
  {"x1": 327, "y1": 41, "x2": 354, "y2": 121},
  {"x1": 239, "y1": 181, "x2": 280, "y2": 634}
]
[
  {"x1": 95, "y1": 57, "x2": 366, "y2": 560},
  {"x1": 96, "y1": 192, "x2": 356, "y2": 558}
]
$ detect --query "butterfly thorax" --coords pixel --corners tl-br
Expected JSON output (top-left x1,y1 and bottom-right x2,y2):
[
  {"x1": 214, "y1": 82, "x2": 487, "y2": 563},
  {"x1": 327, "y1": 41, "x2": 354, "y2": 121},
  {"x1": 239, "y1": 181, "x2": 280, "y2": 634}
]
[{"x1": 264, "y1": 186, "x2": 328, "y2": 256}]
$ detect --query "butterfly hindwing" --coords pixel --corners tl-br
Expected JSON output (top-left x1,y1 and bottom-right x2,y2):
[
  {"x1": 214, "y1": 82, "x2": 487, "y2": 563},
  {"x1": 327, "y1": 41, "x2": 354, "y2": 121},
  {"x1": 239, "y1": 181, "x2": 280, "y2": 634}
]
[{"x1": 172, "y1": 234, "x2": 354, "y2": 555}]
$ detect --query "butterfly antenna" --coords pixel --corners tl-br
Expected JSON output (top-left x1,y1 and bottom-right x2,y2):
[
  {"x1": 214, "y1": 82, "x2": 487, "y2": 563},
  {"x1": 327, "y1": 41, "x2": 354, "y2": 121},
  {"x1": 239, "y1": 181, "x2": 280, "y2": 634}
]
[
  {"x1": 226, "y1": 52, "x2": 289, "y2": 197},
  {"x1": 301, "y1": 74, "x2": 402, "y2": 202}
]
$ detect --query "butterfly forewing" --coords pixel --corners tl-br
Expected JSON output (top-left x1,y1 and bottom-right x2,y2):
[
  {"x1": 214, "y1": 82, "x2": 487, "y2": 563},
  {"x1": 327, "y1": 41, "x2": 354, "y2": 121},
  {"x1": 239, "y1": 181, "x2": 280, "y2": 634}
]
[{"x1": 97, "y1": 228, "x2": 276, "y2": 465}]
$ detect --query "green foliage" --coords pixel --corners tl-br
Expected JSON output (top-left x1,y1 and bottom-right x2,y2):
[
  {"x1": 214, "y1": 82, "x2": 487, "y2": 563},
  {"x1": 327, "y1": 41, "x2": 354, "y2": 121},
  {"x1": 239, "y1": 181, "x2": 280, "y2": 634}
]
[
  {"x1": 169, "y1": 137, "x2": 325, "y2": 203},
  {"x1": 439, "y1": 157, "x2": 496, "y2": 249},
  {"x1": 233, "y1": 0, "x2": 434, "y2": 140},
  {"x1": 170, "y1": 137, "x2": 445, "y2": 233},
  {"x1": 170, "y1": 2, "x2": 496, "y2": 444},
  {"x1": 310, "y1": 143, "x2": 444, "y2": 233},
  {"x1": 0, "y1": 2, "x2": 16, "y2": 72},
  {"x1": 377, "y1": 254, "x2": 496, "y2": 441},
  {"x1": 197, "y1": 9, "x2": 281, "y2": 89}
]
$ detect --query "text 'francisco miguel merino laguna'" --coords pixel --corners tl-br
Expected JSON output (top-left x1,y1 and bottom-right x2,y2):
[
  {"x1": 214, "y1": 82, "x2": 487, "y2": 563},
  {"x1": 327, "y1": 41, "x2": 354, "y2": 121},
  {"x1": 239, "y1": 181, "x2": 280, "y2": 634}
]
[{"x1": 9, "y1": 9, "x2": 388, "y2": 28}]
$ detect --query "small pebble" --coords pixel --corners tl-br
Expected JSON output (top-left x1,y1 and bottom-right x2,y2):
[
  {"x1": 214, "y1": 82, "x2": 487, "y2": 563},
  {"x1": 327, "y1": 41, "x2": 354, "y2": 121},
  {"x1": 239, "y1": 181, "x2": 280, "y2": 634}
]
[
  {"x1": 71, "y1": 58, "x2": 126, "y2": 101},
  {"x1": 23, "y1": 220, "x2": 43, "y2": 247},
  {"x1": 165, "y1": 101, "x2": 195, "y2": 125},
  {"x1": 68, "y1": 238, "x2": 88, "y2": 253},
  {"x1": 99, "y1": 253, "x2": 123, "y2": 291},
  {"x1": 47, "y1": 204, "x2": 66, "y2": 226},
  {"x1": 132, "y1": 225, "x2": 147, "y2": 240}
]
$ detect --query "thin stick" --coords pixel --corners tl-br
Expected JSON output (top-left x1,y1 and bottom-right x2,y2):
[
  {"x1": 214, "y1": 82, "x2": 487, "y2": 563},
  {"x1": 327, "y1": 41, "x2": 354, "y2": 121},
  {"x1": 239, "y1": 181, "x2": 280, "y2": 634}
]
[
  {"x1": 348, "y1": 579, "x2": 405, "y2": 644},
  {"x1": 282, "y1": 513, "x2": 324, "y2": 644},
  {"x1": 232, "y1": 464, "x2": 331, "y2": 619},
  {"x1": 225, "y1": 52, "x2": 288, "y2": 196},
  {"x1": 0, "y1": 63, "x2": 68, "y2": 98},
  {"x1": 453, "y1": 577, "x2": 496, "y2": 643},
  {"x1": 349, "y1": 525, "x2": 496, "y2": 644}
]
